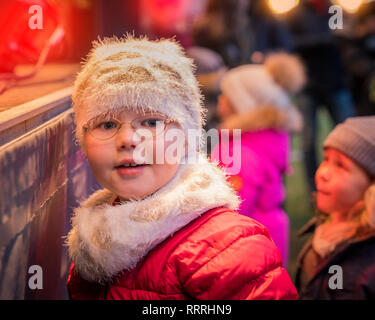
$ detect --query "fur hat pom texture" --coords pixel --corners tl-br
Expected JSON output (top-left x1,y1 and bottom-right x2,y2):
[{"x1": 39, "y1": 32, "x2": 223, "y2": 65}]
[
  {"x1": 220, "y1": 52, "x2": 306, "y2": 132},
  {"x1": 264, "y1": 53, "x2": 306, "y2": 94}
]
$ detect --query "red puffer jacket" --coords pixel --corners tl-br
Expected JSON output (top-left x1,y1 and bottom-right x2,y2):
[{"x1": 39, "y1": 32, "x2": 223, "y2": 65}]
[{"x1": 67, "y1": 207, "x2": 298, "y2": 300}]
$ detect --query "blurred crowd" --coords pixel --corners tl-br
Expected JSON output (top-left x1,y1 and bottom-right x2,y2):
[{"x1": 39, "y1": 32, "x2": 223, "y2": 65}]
[
  {"x1": 181, "y1": 0, "x2": 375, "y2": 300},
  {"x1": 179, "y1": 0, "x2": 375, "y2": 194}
]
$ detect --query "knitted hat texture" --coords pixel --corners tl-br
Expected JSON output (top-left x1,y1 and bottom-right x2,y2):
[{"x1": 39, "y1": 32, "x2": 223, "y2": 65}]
[
  {"x1": 72, "y1": 35, "x2": 205, "y2": 149},
  {"x1": 324, "y1": 116, "x2": 375, "y2": 177}
]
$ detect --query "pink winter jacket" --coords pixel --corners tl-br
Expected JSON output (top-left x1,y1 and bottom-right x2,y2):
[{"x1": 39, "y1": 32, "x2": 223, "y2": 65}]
[{"x1": 211, "y1": 129, "x2": 291, "y2": 266}]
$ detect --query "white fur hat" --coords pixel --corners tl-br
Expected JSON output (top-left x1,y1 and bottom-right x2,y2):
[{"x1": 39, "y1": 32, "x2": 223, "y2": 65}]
[
  {"x1": 72, "y1": 35, "x2": 205, "y2": 150},
  {"x1": 220, "y1": 53, "x2": 306, "y2": 113}
]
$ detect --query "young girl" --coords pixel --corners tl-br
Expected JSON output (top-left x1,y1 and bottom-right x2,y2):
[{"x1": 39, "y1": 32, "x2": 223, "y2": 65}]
[
  {"x1": 210, "y1": 53, "x2": 306, "y2": 267},
  {"x1": 65, "y1": 36, "x2": 297, "y2": 300},
  {"x1": 296, "y1": 116, "x2": 375, "y2": 299}
]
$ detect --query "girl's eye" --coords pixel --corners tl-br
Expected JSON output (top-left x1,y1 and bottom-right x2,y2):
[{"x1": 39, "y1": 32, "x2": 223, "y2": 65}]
[
  {"x1": 141, "y1": 118, "x2": 165, "y2": 127},
  {"x1": 335, "y1": 161, "x2": 344, "y2": 168},
  {"x1": 99, "y1": 121, "x2": 118, "y2": 130}
]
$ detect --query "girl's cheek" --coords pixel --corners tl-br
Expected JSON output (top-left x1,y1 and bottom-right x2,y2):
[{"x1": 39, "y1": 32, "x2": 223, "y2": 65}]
[
  {"x1": 315, "y1": 169, "x2": 321, "y2": 185},
  {"x1": 132, "y1": 139, "x2": 156, "y2": 164},
  {"x1": 163, "y1": 134, "x2": 186, "y2": 165},
  {"x1": 153, "y1": 137, "x2": 169, "y2": 164}
]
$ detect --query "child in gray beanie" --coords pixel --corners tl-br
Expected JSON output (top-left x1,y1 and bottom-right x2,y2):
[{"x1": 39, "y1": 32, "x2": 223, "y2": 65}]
[{"x1": 296, "y1": 116, "x2": 375, "y2": 299}]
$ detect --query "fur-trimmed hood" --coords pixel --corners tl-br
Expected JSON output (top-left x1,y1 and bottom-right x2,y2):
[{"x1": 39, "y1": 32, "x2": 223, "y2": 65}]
[{"x1": 66, "y1": 154, "x2": 240, "y2": 283}]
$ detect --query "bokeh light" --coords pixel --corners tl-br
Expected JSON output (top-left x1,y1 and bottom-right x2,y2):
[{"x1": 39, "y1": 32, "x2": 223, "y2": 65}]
[
  {"x1": 267, "y1": 0, "x2": 300, "y2": 14},
  {"x1": 335, "y1": 0, "x2": 364, "y2": 13}
]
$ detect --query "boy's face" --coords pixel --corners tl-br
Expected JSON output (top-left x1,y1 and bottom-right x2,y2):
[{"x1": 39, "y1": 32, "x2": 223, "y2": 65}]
[
  {"x1": 315, "y1": 148, "x2": 372, "y2": 215},
  {"x1": 84, "y1": 109, "x2": 183, "y2": 201}
]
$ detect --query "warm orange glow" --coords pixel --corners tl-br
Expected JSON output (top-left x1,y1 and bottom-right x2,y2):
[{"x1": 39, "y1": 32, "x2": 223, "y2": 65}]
[
  {"x1": 268, "y1": 0, "x2": 299, "y2": 14},
  {"x1": 335, "y1": 0, "x2": 364, "y2": 13}
]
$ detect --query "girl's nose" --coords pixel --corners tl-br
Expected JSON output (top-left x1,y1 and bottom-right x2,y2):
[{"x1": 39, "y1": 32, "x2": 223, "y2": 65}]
[
  {"x1": 316, "y1": 164, "x2": 330, "y2": 184},
  {"x1": 115, "y1": 123, "x2": 139, "y2": 150}
]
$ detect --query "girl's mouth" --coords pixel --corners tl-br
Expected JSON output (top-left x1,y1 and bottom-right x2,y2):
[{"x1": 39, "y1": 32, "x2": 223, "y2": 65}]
[
  {"x1": 115, "y1": 164, "x2": 150, "y2": 176},
  {"x1": 317, "y1": 189, "x2": 330, "y2": 196},
  {"x1": 117, "y1": 163, "x2": 146, "y2": 168}
]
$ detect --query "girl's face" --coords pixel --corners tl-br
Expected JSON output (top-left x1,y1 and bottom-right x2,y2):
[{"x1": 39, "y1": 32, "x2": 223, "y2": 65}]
[
  {"x1": 217, "y1": 94, "x2": 235, "y2": 120},
  {"x1": 315, "y1": 148, "x2": 372, "y2": 215},
  {"x1": 84, "y1": 109, "x2": 183, "y2": 201}
]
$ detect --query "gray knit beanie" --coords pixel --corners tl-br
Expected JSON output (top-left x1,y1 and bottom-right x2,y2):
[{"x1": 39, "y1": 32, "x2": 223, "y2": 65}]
[{"x1": 323, "y1": 116, "x2": 375, "y2": 177}]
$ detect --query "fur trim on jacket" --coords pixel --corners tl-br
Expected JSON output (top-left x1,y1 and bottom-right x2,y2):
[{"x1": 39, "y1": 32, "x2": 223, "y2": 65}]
[{"x1": 66, "y1": 154, "x2": 240, "y2": 283}]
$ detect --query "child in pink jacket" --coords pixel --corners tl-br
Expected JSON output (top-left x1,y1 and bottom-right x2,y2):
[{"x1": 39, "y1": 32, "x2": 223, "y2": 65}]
[{"x1": 211, "y1": 53, "x2": 306, "y2": 267}]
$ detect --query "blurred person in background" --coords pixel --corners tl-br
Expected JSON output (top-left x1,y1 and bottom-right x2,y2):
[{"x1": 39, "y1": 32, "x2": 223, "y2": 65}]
[
  {"x1": 287, "y1": 0, "x2": 355, "y2": 195},
  {"x1": 192, "y1": 0, "x2": 253, "y2": 68},
  {"x1": 138, "y1": 0, "x2": 207, "y2": 48},
  {"x1": 186, "y1": 46, "x2": 227, "y2": 154},
  {"x1": 210, "y1": 53, "x2": 306, "y2": 267},
  {"x1": 248, "y1": 0, "x2": 294, "y2": 64},
  {"x1": 340, "y1": 1, "x2": 375, "y2": 116}
]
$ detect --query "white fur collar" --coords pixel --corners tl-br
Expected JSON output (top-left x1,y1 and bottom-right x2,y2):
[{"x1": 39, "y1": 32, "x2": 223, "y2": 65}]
[{"x1": 66, "y1": 154, "x2": 240, "y2": 283}]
